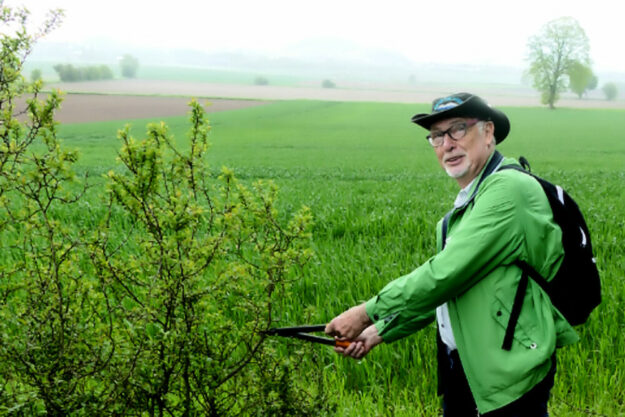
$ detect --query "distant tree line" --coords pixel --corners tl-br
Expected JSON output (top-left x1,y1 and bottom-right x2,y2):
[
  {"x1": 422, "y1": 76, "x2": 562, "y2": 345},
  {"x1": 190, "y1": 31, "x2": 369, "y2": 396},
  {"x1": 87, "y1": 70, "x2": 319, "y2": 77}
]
[{"x1": 53, "y1": 63, "x2": 114, "y2": 82}]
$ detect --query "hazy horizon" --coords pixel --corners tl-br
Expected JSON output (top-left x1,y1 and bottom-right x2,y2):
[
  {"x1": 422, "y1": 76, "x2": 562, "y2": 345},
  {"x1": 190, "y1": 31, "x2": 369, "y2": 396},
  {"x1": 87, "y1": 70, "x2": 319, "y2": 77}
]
[{"x1": 10, "y1": 0, "x2": 625, "y2": 75}]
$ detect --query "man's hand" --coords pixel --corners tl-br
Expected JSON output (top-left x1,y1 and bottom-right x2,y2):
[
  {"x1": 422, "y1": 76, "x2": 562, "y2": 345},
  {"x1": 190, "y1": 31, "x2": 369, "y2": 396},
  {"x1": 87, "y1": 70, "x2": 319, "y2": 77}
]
[
  {"x1": 334, "y1": 324, "x2": 383, "y2": 360},
  {"x1": 325, "y1": 303, "x2": 372, "y2": 340}
]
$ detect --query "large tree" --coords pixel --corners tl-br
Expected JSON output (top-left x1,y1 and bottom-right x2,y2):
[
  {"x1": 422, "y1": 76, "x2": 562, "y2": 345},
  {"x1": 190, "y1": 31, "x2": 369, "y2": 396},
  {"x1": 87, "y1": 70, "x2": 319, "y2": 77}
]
[{"x1": 526, "y1": 17, "x2": 590, "y2": 108}]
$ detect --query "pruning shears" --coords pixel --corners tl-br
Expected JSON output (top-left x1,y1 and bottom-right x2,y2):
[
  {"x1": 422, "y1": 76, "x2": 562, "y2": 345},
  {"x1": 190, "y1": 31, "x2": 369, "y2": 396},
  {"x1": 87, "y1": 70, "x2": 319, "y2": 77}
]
[{"x1": 262, "y1": 324, "x2": 351, "y2": 348}]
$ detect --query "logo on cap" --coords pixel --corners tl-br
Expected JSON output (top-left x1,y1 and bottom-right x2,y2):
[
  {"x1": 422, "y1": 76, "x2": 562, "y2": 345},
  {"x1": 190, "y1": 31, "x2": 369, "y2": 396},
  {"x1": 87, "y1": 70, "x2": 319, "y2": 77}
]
[{"x1": 433, "y1": 96, "x2": 464, "y2": 112}]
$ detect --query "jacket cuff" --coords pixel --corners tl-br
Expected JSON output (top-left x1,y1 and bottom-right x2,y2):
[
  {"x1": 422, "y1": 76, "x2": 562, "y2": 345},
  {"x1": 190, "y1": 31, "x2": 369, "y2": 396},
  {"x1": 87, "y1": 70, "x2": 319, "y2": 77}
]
[{"x1": 365, "y1": 296, "x2": 400, "y2": 342}]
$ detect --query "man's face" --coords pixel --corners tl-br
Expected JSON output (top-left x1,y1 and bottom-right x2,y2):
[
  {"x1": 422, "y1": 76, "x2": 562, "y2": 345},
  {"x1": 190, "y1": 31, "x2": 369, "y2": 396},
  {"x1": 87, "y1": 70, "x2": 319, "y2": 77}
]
[{"x1": 430, "y1": 117, "x2": 495, "y2": 188}]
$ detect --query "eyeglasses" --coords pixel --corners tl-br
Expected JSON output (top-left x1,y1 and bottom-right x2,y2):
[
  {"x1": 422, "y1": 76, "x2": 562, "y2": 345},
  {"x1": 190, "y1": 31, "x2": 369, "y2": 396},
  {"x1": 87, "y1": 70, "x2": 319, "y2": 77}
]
[{"x1": 426, "y1": 119, "x2": 480, "y2": 148}]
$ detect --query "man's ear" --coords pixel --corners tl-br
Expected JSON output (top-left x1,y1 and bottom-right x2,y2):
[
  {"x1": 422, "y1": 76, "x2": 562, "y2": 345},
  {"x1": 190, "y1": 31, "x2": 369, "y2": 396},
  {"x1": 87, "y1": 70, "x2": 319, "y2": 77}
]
[{"x1": 484, "y1": 121, "x2": 496, "y2": 146}]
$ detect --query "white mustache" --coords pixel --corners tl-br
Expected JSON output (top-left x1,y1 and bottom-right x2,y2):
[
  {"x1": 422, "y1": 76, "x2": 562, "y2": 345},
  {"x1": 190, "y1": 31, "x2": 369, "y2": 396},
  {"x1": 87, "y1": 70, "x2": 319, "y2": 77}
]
[{"x1": 444, "y1": 154, "x2": 466, "y2": 163}]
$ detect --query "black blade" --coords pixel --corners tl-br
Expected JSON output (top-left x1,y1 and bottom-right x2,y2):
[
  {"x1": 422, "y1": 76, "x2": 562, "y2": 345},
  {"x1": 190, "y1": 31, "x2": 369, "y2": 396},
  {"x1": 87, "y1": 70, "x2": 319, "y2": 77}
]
[
  {"x1": 264, "y1": 324, "x2": 326, "y2": 336},
  {"x1": 292, "y1": 332, "x2": 335, "y2": 346}
]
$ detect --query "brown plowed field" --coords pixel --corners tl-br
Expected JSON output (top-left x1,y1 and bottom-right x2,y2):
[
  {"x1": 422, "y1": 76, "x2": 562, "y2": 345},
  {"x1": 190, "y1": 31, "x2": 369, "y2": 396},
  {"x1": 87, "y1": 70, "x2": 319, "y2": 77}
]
[
  {"x1": 45, "y1": 79, "x2": 625, "y2": 124},
  {"x1": 49, "y1": 94, "x2": 268, "y2": 124}
]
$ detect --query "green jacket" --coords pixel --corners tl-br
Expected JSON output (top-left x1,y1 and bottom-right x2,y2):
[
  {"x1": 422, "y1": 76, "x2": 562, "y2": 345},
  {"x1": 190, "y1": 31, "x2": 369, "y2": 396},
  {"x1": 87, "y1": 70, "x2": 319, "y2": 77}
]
[{"x1": 365, "y1": 153, "x2": 579, "y2": 414}]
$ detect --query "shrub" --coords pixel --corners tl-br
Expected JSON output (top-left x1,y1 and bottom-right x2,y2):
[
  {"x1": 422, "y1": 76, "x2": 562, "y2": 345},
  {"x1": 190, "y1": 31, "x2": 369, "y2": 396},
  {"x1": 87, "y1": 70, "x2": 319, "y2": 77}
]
[
  {"x1": 31, "y1": 68, "x2": 42, "y2": 82},
  {"x1": 119, "y1": 54, "x2": 139, "y2": 78},
  {"x1": 1, "y1": 6, "x2": 106, "y2": 415},
  {"x1": 90, "y1": 101, "x2": 323, "y2": 415},
  {"x1": 0, "y1": 5, "x2": 330, "y2": 415},
  {"x1": 602, "y1": 82, "x2": 618, "y2": 101},
  {"x1": 254, "y1": 76, "x2": 269, "y2": 85},
  {"x1": 322, "y1": 79, "x2": 336, "y2": 88}
]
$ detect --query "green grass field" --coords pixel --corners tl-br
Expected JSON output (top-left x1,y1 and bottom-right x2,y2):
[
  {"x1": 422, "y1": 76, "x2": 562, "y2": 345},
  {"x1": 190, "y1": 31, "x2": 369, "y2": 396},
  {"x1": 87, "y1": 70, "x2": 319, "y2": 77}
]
[{"x1": 57, "y1": 100, "x2": 625, "y2": 416}]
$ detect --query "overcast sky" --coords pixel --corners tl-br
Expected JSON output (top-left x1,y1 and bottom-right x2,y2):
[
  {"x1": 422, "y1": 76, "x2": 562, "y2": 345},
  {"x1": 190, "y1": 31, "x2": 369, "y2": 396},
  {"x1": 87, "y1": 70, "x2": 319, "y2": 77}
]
[{"x1": 10, "y1": 0, "x2": 625, "y2": 72}]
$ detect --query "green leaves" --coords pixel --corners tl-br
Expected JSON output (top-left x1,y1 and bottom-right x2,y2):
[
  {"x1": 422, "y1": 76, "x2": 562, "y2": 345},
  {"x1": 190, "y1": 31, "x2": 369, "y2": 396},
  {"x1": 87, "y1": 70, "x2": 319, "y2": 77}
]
[{"x1": 89, "y1": 99, "x2": 321, "y2": 415}]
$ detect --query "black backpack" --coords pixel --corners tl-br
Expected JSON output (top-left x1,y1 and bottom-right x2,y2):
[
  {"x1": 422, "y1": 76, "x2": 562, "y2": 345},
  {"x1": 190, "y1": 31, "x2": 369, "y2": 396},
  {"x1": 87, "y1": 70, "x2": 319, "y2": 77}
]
[
  {"x1": 498, "y1": 158, "x2": 601, "y2": 350},
  {"x1": 441, "y1": 152, "x2": 601, "y2": 351}
]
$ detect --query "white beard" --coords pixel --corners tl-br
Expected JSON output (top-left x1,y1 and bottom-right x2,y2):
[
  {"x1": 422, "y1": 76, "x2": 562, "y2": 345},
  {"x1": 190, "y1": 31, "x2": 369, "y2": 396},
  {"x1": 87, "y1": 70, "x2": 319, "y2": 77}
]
[{"x1": 445, "y1": 164, "x2": 470, "y2": 179}]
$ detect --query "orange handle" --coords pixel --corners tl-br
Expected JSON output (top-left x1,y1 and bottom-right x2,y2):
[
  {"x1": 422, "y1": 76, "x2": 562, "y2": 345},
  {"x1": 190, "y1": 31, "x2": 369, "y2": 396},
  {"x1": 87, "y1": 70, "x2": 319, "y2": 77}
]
[{"x1": 335, "y1": 340, "x2": 351, "y2": 348}]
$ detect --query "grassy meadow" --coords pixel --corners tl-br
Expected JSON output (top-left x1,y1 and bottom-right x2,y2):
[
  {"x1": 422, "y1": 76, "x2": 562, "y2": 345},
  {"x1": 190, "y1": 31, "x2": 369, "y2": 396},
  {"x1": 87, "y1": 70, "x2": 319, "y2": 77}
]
[{"x1": 58, "y1": 100, "x2": 625, "y2": 416}]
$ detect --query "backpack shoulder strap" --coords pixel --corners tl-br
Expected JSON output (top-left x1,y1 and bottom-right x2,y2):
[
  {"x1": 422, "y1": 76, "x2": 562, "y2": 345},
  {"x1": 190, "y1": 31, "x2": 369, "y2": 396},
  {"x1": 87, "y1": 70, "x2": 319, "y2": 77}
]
[
  {"x1": 441, "y1": 211, "x2": 452, "y2": 250},
  {"x1": 501, "y1": 261, "x2": 550, "y2": 350},
  {"x1": 464, "y1": 150, "x2": 504, "y2": 208}
]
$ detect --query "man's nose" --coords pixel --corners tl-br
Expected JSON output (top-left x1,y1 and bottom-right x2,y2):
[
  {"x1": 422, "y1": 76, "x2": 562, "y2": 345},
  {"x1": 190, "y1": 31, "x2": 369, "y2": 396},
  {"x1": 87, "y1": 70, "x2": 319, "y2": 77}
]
[{"x1": 441, "y1": 134, "x2": 456, "y2": 149}]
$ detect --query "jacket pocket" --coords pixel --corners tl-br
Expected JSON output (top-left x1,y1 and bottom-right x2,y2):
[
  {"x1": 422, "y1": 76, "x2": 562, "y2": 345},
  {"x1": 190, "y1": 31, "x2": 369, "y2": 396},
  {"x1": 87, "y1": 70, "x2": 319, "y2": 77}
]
[{"x1": 491, "y1": 297, "x2": 537, "y2": 349}]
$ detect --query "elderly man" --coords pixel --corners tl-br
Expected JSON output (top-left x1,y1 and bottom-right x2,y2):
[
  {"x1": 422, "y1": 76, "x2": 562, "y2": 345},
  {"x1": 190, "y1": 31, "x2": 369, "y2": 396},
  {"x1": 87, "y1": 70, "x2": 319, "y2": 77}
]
[{"x1": 325, "y1": 93, "x2": 578, "y2": 416}]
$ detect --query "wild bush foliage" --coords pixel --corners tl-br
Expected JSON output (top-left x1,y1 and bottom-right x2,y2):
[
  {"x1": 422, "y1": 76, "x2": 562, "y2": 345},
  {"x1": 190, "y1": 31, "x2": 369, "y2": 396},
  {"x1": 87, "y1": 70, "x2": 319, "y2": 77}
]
[
  {"x1": 0, "y1": 4, "x2": 328, "y2": 416},
  {"x1": 87, "y1": 101, "x2": 321, "y2": 416}
]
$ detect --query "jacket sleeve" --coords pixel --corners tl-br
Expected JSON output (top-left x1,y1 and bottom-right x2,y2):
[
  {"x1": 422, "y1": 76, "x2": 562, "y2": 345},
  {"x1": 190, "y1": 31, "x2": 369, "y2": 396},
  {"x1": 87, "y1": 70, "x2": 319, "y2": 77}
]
[{"x1": 365, "y1": 174, "x2": 527, "y2": 342}]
